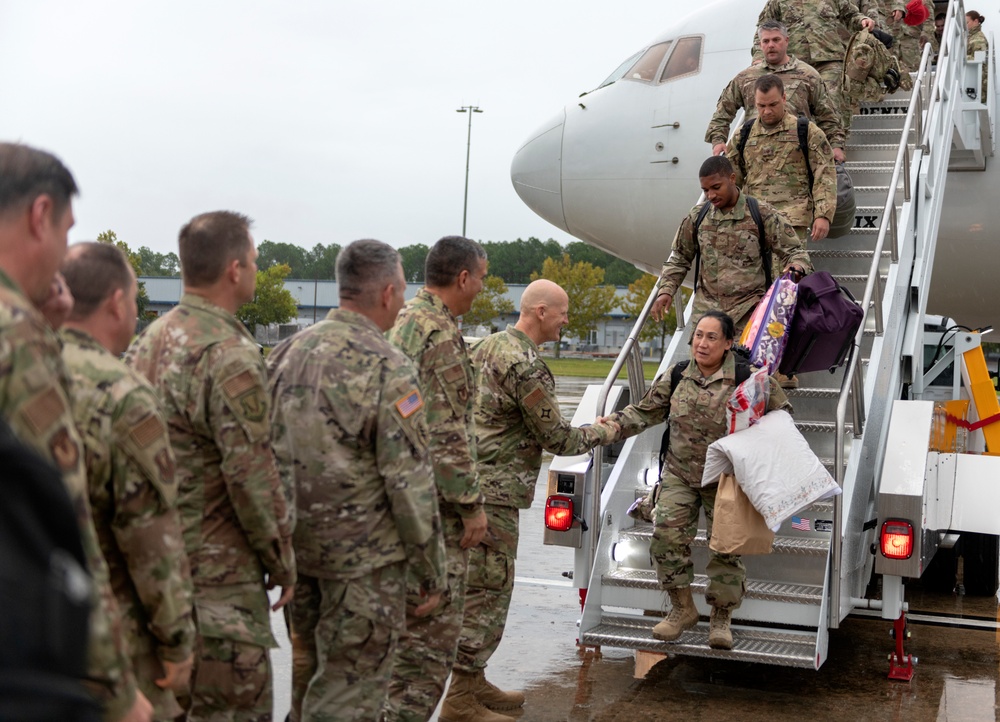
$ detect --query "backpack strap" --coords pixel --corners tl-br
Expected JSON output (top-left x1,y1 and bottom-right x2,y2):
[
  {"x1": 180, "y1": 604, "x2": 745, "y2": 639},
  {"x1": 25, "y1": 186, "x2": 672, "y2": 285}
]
[
  {"x1": 691, "y1": 201, "x2": 712, "y2": 293},
  {"x1": 744, "y1": 195, "x2": 772, "y2": 288},
  {"x1": 797, "y1": 115, "x2": 814, "y2": 189},
  {"x1": 737, "y1": 117, "x2": 755, "y2": 177},
  {"x1": 658, "y1": 360, "x2": 691, "y2": 475},
  {"x1": 735, "y1": 360, "x2": 753, "y2": 386}
]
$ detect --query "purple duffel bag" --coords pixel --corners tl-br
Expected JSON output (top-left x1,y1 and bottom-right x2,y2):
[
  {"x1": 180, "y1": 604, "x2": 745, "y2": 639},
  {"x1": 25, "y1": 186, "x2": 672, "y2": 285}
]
[{"x1": 778, "y1": 271, "x2": 864, "y2": 376}]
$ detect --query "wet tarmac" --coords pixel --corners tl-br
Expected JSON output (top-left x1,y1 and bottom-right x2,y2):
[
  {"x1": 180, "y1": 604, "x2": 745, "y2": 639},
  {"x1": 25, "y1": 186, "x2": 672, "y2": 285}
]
[{"x1": 270, "y1": 377, "x2": 1000, "y2": 721}]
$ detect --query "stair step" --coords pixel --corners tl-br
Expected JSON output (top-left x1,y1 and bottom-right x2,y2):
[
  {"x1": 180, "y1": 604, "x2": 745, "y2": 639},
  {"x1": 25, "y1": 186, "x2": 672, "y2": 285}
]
[
  {"x1": 618, "y1": 525, "x2": 831, "y2": 556},
  {"x1": 602, "y1": 569, "x2": 825, "y2": 604},
  {"x1": 581, "y1": 614, "x2": 819, "y2": 669},
  {"x1": 808, "y1": 248, "x2": 890, "y2": 259},
  {"x1": 785, "y1": 387, "x2": 840, "y2": 399},
  {"x1": 795, "y1": 420, "x2": 851, "y2": 434}
]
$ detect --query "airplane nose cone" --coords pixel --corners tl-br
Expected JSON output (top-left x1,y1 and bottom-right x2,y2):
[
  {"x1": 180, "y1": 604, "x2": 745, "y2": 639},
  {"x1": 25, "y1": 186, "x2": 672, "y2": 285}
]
[{"x1": 511, "y1": 110, "x2": 568, "y2": 232}]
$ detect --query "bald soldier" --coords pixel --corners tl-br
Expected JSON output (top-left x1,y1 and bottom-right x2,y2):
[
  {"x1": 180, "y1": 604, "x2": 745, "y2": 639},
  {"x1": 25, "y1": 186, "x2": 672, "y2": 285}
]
[
  {"x1": 128, "y1": 211, "x2": 295, "y2": 722},
  {"x1": 60, "y1": 243, "x2": 196, "y2": 721},
  {"x1": 0, "y1": 142, "x2": 152, "y2": 722},
  {"x1": 440, "y1": 280, "x2": 618, "y2": 722},
  {"x1": 386, "y1": 236, "x2": 489, "y2": 722},
  {"x1": 268, "y1": 239, "x2": 447, "y2": 722}
]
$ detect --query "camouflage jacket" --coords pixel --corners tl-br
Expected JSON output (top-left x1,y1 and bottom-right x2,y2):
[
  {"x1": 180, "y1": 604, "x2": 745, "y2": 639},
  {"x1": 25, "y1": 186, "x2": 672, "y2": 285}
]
[
  {"x1": 126, "y1": 293, "x2": 295, "y2": 593},
  {"x1": 892, "y1": 0, "x2": 935, "y2": 42},
  {"x1": 705, "y1": 55, "x2": 845, "y2": 149},
  {"x1": 859, "y1": 0, "x2": 905, "y2": 29},
  {"x1": 267, "y1": 309, "x2": 447, "y2": 593},
  {"x1": 607, "y1": 353, "x2": 791, "y2": 487},
  {"x1": 756, "y1": 0, "x2": 869, "y2": 64},
  {"x1": 968, "y1": 25, "x2": 989, "y2": 59},
  {"x1": 657, "y1": 193, "x2": 812, "y2": 323},
  {"x1": 388, "y1": 288, "x2": 484, "y2": 518},
  {"x1": 727, "y1": 111, "x2": 838, "y2": 228},
  {"x1": 0, "y1": 271, "x2": 137, "y2": 719},
  {"x1": 471, "y1": 325, "x2": 615, "y2": 510},
  {"x1": 61, "y1": 328, "x2": 195, "y2": 662}
]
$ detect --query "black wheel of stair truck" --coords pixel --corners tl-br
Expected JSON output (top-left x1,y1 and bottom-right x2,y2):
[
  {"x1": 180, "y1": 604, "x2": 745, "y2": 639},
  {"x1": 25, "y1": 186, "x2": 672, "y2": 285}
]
[{"x1": 960, "y1": 532, "x2": 1000, "y2": 596}]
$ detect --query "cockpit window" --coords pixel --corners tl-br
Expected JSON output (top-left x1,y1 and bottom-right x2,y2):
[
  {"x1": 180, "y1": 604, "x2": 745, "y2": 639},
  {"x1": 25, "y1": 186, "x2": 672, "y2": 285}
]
[
  {"x1": 659, "y1": 36, "x2": 702, "y2": 83},
  {"x1": 599, "y1": 50, "x2": 644, "y2": 88},
  {"x1": 624, "y1": 42, "x2": 672, "y2": 83}
]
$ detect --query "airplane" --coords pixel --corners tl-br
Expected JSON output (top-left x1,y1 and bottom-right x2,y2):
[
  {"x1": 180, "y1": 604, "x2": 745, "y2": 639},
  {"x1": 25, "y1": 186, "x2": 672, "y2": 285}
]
[{"x1": 510, "y1": 0, "x2": 1000, "y2": 331}]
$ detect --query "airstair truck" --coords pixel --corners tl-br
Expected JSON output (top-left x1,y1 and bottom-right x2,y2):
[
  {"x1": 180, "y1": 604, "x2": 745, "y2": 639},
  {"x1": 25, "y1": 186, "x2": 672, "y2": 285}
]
[{"x1": 542, "y1": 1, "x2": 1000, "y2": 677}]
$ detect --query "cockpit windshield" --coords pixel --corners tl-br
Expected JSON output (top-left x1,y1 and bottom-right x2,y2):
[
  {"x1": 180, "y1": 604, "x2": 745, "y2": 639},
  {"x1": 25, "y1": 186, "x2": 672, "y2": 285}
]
[
  {"x1": 597, "y1": 36, "x2": 702, "y2": 90},
  {"x1": 598, "y1": 50, "x2": 644, "y2": 88},
  {"x1": 659, "y1": 36, "x2": 702, "y2": 83}
]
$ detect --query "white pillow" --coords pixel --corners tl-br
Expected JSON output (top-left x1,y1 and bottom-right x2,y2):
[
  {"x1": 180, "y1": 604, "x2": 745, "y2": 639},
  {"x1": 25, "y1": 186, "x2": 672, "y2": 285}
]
[{"x1": 702, "y1": 409, "x2": 841, "y2": 531}]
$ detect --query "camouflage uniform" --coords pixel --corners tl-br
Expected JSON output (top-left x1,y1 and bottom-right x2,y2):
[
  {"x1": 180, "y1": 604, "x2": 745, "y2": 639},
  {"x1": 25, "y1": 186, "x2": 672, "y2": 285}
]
[
  {"x1": 267, "y1": 309, "x2": 447, "y2": 722},
  {"x1": 705, "y1": 55, "x2": 846, "y2": 152},
  {"x1": 606, "y1": 354, "x2": 790, "y2": 608},
  {"x1": 0, "y1": 270, "x2": 138, "y2": 720},
  {"x1": 656, "y1": 193, "x2": 812, "y2": 333},
  {"x1": 127, "y1": 292, "x2": 295, "y2": 722},
  {"x1": 454, "y1": 326, "x2": 616, "y2": 674},
  {"x1": 727, "y1": 111, "x2": 838, "y2": 241},
  {"x1": 386, "y1": 287, "x2": 484, "y2": 722},
  {"x1": 888, "y1": 0, "x2": 935, "y2": 72},
  {"x1": 61, "y1": 327, "x2": 196, "y2": 721},
  {"x1": 756, "y1": 0, "x2": 871, "y2": 129},
  {"x1": 968, "y1": 25, "x2": 989, "y2": 101}
]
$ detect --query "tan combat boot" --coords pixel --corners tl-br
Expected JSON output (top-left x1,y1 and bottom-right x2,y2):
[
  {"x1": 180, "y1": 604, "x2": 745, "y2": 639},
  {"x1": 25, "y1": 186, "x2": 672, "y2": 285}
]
[
  {"x1": 470, "y1": 668, "x2": 525, "y2": 711},
  {"x1": 708, "y1": 606, "x2": 733, "y2": 650},
  {"x1": 651, "y1": 586, "x2": 699, "y2": 641},
  {"x1": 440, "y1": 670, "x2": 516, "y2": 722}
]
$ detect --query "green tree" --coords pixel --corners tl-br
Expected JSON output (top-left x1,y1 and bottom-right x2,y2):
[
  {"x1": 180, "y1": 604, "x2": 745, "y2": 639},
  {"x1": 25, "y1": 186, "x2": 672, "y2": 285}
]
[
  {"x1": 237, "y1": 263, "x2": 298, "y2": 339},
  {"x1": 399, "y1": 244, "x2": 428, "y2": 282},
  {"x1": 462, "y1": 275, "x2": 514, "y2": 332},
  {"x1": 136, "y1": 246, "x2": 179, "y2": 276},
  {"x1": 622, "y1": 274, "x2": 691, "y2": 357},
  {"x1": 531, "y1": 254, "x2": 616, "y2": 358},
  {"x1": 482, "y1": 237, "x2": 563, "y2": 283},
  {"x1": 96, "y1": 230, "x2": 150, "y2": 320},
  {"x1": 302, "y1": 243, "x2": 340, "y2": 280},
  {"x1": 564, "y1": 241, "x2": 643, "y2": 287},
  {"x1": 257, "y1": 240, "x2": 307, "y2": 276}
]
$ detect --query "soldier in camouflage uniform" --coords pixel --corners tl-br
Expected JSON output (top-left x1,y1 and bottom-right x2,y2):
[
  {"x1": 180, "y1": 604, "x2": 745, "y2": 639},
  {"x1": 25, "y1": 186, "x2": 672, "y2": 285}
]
[
  {"x1": 708, "y1": 20, "x2": 846, "y2": 162},
  {"x1": 0, "y1": 143, "x2": 152, "y2": 722},
  {"x1": 267, "y1": 240, "x2": 447, "y2": 722},
  {"x1": 442, "y1": 280, "x2": 619, "y2": 722},
  {"x1": 756, "y1": 0, "x2": 876, "y2": 131},
  {"x1": 386, "y1": 236, "x2": 489, "y2": 722},
  {"x1": 727, "y1": 74, "x2": 838, "y2": 244},
  {"x1": 967, "y1": 11, "x2": 989, "y2": 100},
  {"x1": 128, "y1": 211, "x2": 295, "y2": 722},
  {"x1": 601, "y1": 310, "x2": 791, "y2": 649},
  {"x1": 889, "y1": 0, "x2": 935, "y2": 73},
  {"x1": 648, "y1": 155, "x2": 812, "y2": 334},
  {"x1": 61, "y1": 242, "x2": 196, "y2": 722}
]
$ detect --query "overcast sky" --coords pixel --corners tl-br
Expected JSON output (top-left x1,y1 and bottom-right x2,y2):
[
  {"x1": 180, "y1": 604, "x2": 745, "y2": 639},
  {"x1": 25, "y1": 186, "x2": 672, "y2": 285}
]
[{"x1": 0, "y1": 1, "x2": 680, "y2": 257}]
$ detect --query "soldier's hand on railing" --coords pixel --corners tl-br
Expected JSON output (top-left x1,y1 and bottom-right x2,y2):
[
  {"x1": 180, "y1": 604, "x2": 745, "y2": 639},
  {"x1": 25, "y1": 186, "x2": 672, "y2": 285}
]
[
  {"x1": 650, "y1": 293, "x2": 672, "y2": 322},
  {"x1": 712, "y1": 143, "x2": 727, "y2": 157}
]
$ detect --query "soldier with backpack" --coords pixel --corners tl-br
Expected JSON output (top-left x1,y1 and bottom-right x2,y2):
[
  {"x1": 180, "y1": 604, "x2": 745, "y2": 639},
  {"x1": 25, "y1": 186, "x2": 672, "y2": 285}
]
[
  {"x1": 727, "y1": 74, "x2": 838, "y2": 244},
  {"x1": 649, "y1": 155, "x2": 811, "y2": 335}
]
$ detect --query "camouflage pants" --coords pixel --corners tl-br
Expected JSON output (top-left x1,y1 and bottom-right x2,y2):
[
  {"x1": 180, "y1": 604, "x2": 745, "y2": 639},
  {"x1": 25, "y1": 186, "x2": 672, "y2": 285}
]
[
  {"x1": 130, "y1": 644, "x2": 184, "y2": 721},
  {"x1": 187, "y1": 636, "x2": 272, "y2": 722},
  {"x1": 385, "y1": 514, "x2": 469, "y2": 722},
  {"x1": 453, "y1": 504, "x2": 518, "y2": 673},
  {"x1": 288, "y1": 564, "x2": 405, "y2": 722},
  {"x1": 813, "y1": 60, "x2": 851, "y2": 133},
  {"x1": 650, "y1": 473, "x2": 746, "y2": 610}
]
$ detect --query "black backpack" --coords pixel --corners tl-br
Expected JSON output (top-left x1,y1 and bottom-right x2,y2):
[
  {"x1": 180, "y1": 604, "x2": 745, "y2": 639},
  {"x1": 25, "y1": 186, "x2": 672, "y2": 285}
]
[
  {"x1": 691, "y1": 195, "x2": 772, "y2": 290},
  {"x1": 0, "y1": 417, "x2": 101, "y2": 721},
  {"x1": 658, "y1": 355, "x2": 753, "y2": 474}
]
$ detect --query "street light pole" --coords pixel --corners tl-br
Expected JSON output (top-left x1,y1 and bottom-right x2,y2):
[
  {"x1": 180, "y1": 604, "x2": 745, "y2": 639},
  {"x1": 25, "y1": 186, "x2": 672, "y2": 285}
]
[{"x1": 456, "y1": 105, "x2": 483, "y2": 237}]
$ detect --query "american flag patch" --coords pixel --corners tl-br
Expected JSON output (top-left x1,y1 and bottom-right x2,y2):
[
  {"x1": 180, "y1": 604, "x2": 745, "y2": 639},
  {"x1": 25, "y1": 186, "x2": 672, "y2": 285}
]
[
  {"x1": 791, "y1": 516, "x2": 811, "y2": 532},
  {"x1": 394, "y1": 390, "x2": 423, "y2": 418}
]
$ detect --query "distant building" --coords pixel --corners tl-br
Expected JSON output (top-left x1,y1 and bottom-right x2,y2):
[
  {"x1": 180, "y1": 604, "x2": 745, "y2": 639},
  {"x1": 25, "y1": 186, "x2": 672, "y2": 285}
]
[{"x1": 140, "y1": 277, "x2": 662, "y2": 356}]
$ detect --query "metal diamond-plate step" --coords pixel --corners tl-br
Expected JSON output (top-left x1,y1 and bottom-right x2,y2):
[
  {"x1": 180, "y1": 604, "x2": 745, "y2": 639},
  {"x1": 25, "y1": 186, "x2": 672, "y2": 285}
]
[
  {"x1": 617, "y1": 525, "x2": 831, "y2": 557},
  {"x1": 581, "y1": 614, "x2": 819, "y2": 669},
  {"x1": 602, "y1": 569, "x2": 824, "y2": 604}
]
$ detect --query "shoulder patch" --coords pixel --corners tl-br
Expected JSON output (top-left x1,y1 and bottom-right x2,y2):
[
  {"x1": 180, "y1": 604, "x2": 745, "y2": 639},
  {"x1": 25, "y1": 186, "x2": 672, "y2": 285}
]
[
  {"x1": 129, "y1": 413, "x2": 164, "y2": 449},
  {"x1": 22, "y1": 387, "x2": 65, "y2": 436},
  {"x1": 223, "y1": 369, "x2": 257, "y2": 399},
  {"x1": 524, "y1": 387, "x2": 545, "y2": 409},
  {"x1": 395, "y1": 389, "x2": 423, "y2": 419}
]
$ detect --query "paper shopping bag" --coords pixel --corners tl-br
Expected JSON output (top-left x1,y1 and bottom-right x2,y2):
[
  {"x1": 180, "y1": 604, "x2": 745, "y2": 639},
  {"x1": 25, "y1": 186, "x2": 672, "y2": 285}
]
[{"x1": 709, "y1": 472, "x2": 774, "y2": 555}]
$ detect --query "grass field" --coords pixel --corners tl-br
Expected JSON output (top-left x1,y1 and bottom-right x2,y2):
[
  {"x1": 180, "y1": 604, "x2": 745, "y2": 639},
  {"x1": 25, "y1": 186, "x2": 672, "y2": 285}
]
[{"x1": 542, "y1": 356, "x2": 659, "y2": 380}]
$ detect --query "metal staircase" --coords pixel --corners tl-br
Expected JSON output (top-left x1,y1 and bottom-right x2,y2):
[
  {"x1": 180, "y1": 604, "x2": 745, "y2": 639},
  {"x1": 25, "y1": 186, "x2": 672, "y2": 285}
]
[{"x1": 567, "y1": 1, "x2": 992, "y2": 672}]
